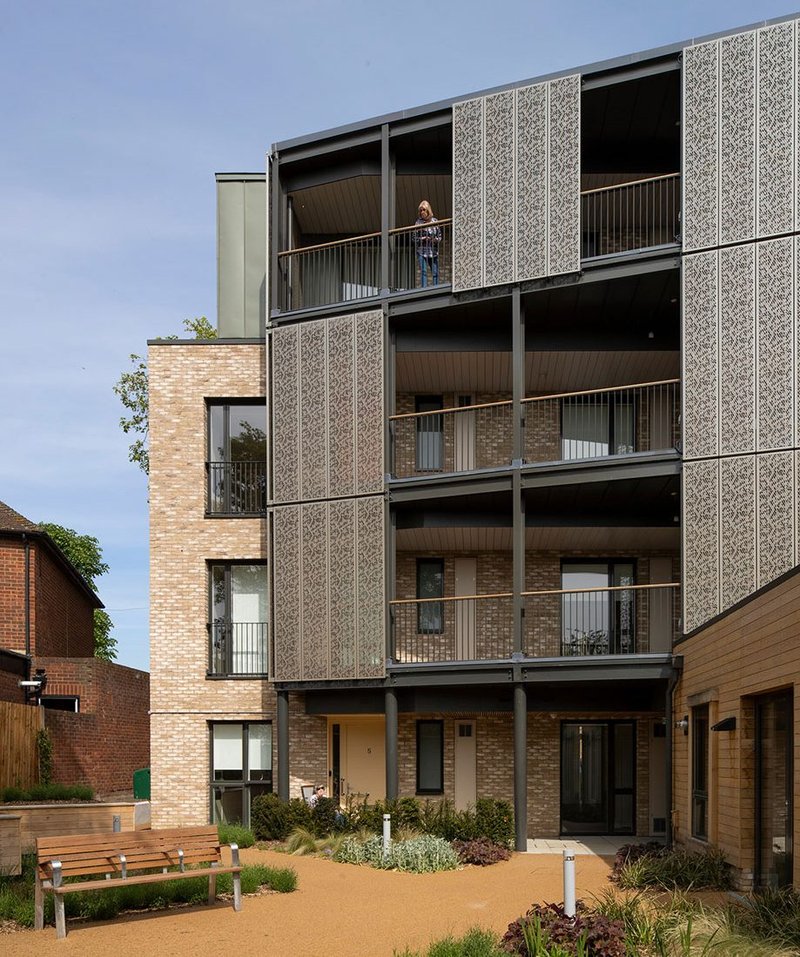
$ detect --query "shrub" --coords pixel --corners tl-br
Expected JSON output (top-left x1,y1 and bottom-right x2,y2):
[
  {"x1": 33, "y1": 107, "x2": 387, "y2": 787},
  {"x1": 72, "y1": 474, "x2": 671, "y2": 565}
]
[
  {"x1": 335, "y1": 834, "x2": 458, "y2": 873},
  {"x1": 501, "y1": 902, "x2": 626, "y2": 957},
  {"x1": 723, "y1": 887, "x2": 800, "y2": 950},
  {"x1": 474, "y1": 799, "x2": 515, "y2": 847},
  {"x1": 250, "y1": 794, "x2": 311, "y2": 840},
  {"x1": 453, "y1": 838, "x2": 511, "y2": 866},
  {"x1": 217, "y1": 823, "x2": 255, "y2": 848},
  {"x1": 612, "y1": 843, "x2": 732, "y2": 890},
  {"x1": 1, "y1": 783, "x2": 94, "y2": 803},
  {"x1": 311, "y1": 796, "x2": 345, "y2": 836},
  {"x1": 36, "y1": 729, "x2": 53, "y2": 785},
  {"x1": 396, "y1": 927, "x2": 504, "y2": 956}
]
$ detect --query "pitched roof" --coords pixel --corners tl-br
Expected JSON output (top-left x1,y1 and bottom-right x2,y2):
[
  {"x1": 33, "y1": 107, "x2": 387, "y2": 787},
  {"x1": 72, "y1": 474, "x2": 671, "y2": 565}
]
[{"x1": 0, "y1": 500, "x2": 40, "y2": 534}]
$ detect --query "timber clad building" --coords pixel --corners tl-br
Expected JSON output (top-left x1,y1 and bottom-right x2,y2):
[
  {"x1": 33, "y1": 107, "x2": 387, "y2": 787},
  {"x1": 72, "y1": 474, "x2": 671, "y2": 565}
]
[{"x1": 150, "y1": 15, "x2": 800, "y2": 889}]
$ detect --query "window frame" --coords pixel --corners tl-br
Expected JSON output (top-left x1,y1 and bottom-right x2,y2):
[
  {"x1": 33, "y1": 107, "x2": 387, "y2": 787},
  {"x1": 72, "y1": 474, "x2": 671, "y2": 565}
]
[
  {"x1": 560, "y1": 558, "x2": 636, "y2": 655},
  {"x1": 416, "y1": 719, "x2": 444, "y2": 795},
  {"x1": 207, "y1": 560, "x2": 269, "y2": 678},
  {"x1": 416, "y1": 557, "x2": 445, "y2": 635},
  {"x1": 691, "y1": 704, "x2": 709, "y2": 841},
  {"x1": 206, "y1": 398, "x2": 267, "y2": 516},
  {"x1": 209, "y1": 720, "x2": 273, "y2": 829},
  {"x1": 560, "y1": 393, "x2": 637, "y2": 461}
]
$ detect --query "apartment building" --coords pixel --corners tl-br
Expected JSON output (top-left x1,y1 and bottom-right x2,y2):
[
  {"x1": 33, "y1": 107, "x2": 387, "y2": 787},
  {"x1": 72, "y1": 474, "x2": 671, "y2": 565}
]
[{"x1": 149, "y1": 14, "x2": 800, "y2": 889}]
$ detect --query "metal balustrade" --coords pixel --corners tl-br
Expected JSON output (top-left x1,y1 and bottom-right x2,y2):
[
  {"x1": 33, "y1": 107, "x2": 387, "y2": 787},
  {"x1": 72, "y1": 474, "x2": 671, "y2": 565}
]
[
  {"x1": 207, "y1": 461, "x2": 267, "y2": 515},
  {"x1": 581, "y1": 173, "x2": 680, "y2": 258},
  {"x1": 523, "y1": 583, "x2": 680, "y2": 658},
  {"x1": 389, "y1": 398, "x2": 513, "y2": 478},
  {"x1": 277, "y1": 219, "x2": 452, "y2": 311},
  {"x1": 522, "y1": 380, "x2": 680, "y2": 466},
  {"x1": 389, "y1": 594, "x2": 514, "y2": 663},
  {"x1": 208, "y1": 622, "x2": 268, "y2": 676}
]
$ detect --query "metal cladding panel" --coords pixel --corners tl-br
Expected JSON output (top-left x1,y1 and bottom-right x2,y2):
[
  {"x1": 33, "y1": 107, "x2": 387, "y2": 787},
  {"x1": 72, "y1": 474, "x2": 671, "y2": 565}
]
[
  {"x1": 301, "y1": 502, "x2": 330, "y2": 679},
  {"x1": 327, "y1": 315, "x2": 356, "y2": 498},
  {"x1": 272, "y1": 506, "x2": 302, "y2": 681},
  {"x1": 271, "y1": 325, "x2": 301, "y2": 503},
  {"x1": 682, "y1": 252, "x2": 719, "y2": 459},
  {"x1": 217, "y1": 178, "x2": 266, "y2": 338},
  {"x1": 453, "y1": 98, "x2": 484, "y2": 291},
  {"x1": 328, "y1": 499, "x2": 357, "y2": 679},
  {"x1": 300, "y1": 321, "x2": 328, "y2": 501},
  {"x1": 484, "y1": 91, "x2": 516, "y2": 287},
  {"x1": 354, "y1": 311, "x2": 385, "y2": 495},
  {"x1": 719, "y1": 244, "x2": 755, "y2": 455},
  {"x1": 516, "y1": 83, "x2": 548, "y2": 281},
  {"x1": 356, "y1": 496, "x2": 386, "y2": 678},
  {"x1": 683, "y1": 459, "x2": 720, "y2": 633},
  {"x1": 758, "y1": 23, "x2": 795, "y2": 237},
  {"x1": 757, "y1": 451, "x2": 796, "y2": 586},
  {"x1": 720, "y1": 455, "x2": 756, "y2": 609},
  {"x1": 547, "y1": 74, "x2": 581, "y2": 277},
  {"x1": 757, "y1": 239, "x2": 794, "y2": 451},
  {"x1": 683, "y1": 41, "x2": 719, "y2": 252},
  {"x1": 719, "y1": 31, "x2": 756, "y2": 246}
]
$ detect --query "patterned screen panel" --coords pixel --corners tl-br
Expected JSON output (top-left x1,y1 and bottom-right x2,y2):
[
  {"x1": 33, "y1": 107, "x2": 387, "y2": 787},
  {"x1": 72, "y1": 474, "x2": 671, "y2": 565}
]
[
  {"x1": 757, "y1": 239, "x2": 794, "y2": 451},
  {"x1": 682, "y1": 252, "x2": 719, "y2": 459},
  {"x1": 683, "y1": 459, "x2": 720, "y2": 633},
  {"x1": 271, "y1": 310, "x2": 384, "y2": 504},
  {"x1": 719, "y1": 243, "x2": 755, "y2": 456},
  {"x1": 757, "y1": 452, "x2": 795, "y2": 587},
  {"x1": 683, "y1": 22, "x2": 797, "y2": 251},
  {"x1": 719, "y1": 455, "x2": 756, "y2": 609},
  {"x1": 452, "y1": 74, "x2": 580, "y2": 290},
  {"x1": 271, "y1": 498, "x2": 385, "y2": 681}
]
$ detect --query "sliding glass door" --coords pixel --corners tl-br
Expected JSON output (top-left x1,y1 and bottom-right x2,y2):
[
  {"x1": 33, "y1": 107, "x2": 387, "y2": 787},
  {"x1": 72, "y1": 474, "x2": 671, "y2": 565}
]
[{"x1": 756, "y1": 692, "x2": 793, "y2": 888}]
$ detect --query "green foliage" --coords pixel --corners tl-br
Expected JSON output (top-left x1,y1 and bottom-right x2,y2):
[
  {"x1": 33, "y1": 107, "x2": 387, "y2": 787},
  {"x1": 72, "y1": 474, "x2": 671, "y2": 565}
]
[
  {"x1": 722, "y1": 887, "x2": 800, "y2": 951},
  {"x1": 38, "y1": 521, "x2": 117, "y2": 661},
  {"x1": 335, "y1": 834, "x2": 458, "y2": 873},
  {"x1": 114, "y1": 316, "x2": 217, "y2": 476},
  {"x1": 216, "y1": 823, "x2": 254, "y2": 848},
  {"x1": 2, "y1": 783, "x2": 94, "y2": 802},
  {"x1": 501, "y1": 902, "x2": 626, "y2": 957},
  {"x1": 36, "y1": 728, "x2": 53, "y2": 785},
  {"x1": 250, "y1": 794, "x2": 313, "y2": 841},
  {"x1": 311, "y1": 796, "x2": 345, "y2": 836},
  {"x1": 346, "y1": 796, "x2": 514, "y2": 846},
  {"x1": 395, "y1": 927, "x2": 505, "y2": 957},
  {"x1": 612, "y1": 843, "x2": 732, "y2": 891}
]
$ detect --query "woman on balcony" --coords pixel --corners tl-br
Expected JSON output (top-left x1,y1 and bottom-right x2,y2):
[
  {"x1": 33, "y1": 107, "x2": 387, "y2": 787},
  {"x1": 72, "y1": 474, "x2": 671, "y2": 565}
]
[{"x1": 414, "y1": 200, "x2": 441, "y2": 287}]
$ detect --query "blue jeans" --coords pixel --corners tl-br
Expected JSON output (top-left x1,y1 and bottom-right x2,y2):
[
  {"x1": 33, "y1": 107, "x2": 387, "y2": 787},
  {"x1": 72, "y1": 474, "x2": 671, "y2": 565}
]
[{"x1": 418, "y1": 252, "x2": 439, "y2": 287}]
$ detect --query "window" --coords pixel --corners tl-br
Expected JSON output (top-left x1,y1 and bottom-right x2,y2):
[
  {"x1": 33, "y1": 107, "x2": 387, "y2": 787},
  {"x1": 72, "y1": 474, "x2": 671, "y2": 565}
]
[
  {"x1": 561, "y1": 560, "x2": 635, "y2": 655},
  {"x1": 209, "y1": 563, "x2": 268, "y2": 676},
  {"x1": 416, "y1": 720, "x2": 444, "y2": 794},
  {"x1": 41, "y1": 696, "x2": 80, "y2": 713},
  {"x1": 207, "y1": 401, "x2": 267, "y2": 514},
  {"x1": 210, "y1": 722, "x2": 272, "y2": 827},
  {"x1": 417, "y1": 558, "x2": 444, "y2": 635},
  {"x1": 561, "y1": 394, "x2": 634, "y2": 460},
  {"x1": 415, "y1": 396, "x2": 444, "y2": 471},
  {"x1": 692, "y1": 705, "x2": 709, "y2": 840}
]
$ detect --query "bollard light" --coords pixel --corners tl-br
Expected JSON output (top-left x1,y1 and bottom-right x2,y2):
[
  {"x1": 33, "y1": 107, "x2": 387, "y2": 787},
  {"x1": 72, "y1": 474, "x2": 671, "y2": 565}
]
[
  {"x1": 563, "y1": 848, "x2": 576, "y2": 918},
  {"x1": 382, "y1": 813, "x2": 391, "y2": 859}
]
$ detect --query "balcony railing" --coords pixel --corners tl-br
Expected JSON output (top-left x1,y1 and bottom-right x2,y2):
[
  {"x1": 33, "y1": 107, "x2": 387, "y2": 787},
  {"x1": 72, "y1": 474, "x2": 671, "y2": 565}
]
[
  {"x1": 207, "y1": 461, "x2": 267, "y2": 515},
  {"x1": 277, "y1": 219, "x2": 452, "y2": 312},
  {"x1": 524, "y1": 582, "x2": 680, "y2": 657},
  {"x1": 390, "y1": 594, "x2": 514, "y2": 663},
  {"x1": 389, "y1": 398, "x2": 513, "y2": 478},
  {"x1": 522, "y1": 379, "x2": 680, "y2": 466},
  {"x1": 388, "y1": 582, "x2": 679, "y2": 665},
  {"x1": 581, "y1": 173, "x2": 680, "y2": 259},
  {"x1": 208, "y1": 622, "x2": 268, "y2": 676}
]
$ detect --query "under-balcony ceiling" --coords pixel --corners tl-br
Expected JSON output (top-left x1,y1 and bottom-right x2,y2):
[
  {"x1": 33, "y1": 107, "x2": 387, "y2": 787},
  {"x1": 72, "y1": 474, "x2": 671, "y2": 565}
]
[{"x1": 395, "y1": 525, "x2": 680, "y2": 552}]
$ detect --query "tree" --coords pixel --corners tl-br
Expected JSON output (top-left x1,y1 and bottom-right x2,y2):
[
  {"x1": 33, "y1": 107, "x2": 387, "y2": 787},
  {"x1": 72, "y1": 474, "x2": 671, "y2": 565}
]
[
  {"x1": 38, "y1": 522, "x2": 117, "y2": 662},
  {"x1": 114, "y1": 316, "x2": 217, "y2": 475}
]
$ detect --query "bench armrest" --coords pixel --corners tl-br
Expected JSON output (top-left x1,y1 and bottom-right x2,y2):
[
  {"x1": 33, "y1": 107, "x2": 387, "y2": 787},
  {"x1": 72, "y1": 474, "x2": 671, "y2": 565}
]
[{"x1": 223, "y1": 842, "x2": 240, "y2": 867}]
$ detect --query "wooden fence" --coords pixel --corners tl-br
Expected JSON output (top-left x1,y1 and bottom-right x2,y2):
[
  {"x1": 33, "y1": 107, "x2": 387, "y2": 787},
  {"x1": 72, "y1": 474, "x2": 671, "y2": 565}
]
[{"x1": 0, "y1": 700, "x2": 43, "y2": 789}]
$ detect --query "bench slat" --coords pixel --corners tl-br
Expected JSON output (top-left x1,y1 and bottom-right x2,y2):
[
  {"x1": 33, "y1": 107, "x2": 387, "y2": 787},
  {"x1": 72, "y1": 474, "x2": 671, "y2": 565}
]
[
  {"x1": 52, "y1": 865, "x2": 242, "y2": 894},
  {"x1": 37, "y1": 825, "x2": 218, "y2": 849},
  {"x1": 37, "y1": 830, "x2": 220, "y2": 856}
]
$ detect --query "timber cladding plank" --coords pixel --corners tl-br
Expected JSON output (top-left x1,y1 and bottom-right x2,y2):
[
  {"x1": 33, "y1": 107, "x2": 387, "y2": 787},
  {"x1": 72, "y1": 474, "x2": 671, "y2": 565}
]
[
  {"x1": 0, "y1": 700, "x2": 43, "y2": 789},
  {"x1": 13, "y1": 803, "x2": 144, "y2": 851}
]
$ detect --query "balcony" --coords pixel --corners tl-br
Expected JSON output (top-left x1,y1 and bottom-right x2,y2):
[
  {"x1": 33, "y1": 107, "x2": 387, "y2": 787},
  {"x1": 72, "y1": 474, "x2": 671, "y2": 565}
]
[
  {"x1": 581, "y1": 174, "x2": 680, "y2": 260},
  {"x1": 208, "y1": 622, "x2": 268, "y2": 677},
  {"x1": 389, "y1": 582, "x2": 679, "y2": 665},
  {"x1": 389, "y1": 379, "x2": 680, "y2": 479},
  {"x1": 277, "y1": 219, "x2": 452, "y2": 312},
  {"x1": 207, "y1": 461, "x2": 267, "y2": 515}
]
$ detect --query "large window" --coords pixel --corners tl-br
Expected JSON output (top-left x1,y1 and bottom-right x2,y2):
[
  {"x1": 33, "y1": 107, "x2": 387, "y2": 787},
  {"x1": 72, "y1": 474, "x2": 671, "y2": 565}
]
[
  {"x1": 417, "y1": 558, "x2": 444, "y2": 635},
  {"x1": 561, "y1": 560, "x2": 635, "y2": 655},
  {"x1": 692, "y1": 705, "x2": 709, "y2": 841},
  {"x1": 209, "y1": 562, "x2": 268, "y2": 676},
  {"x1": 561, "y1": 394, "x2": 634, "y2": 461},
  {"x1": 415, "y1": 395, "x2": 444, "y2": 471},
  {"x1": 207, "y1": 401, "x2": 267, "y2": 514},
  {"x1": 416, "y1": 720, "x2": 444, "y2": 794},
  {"x1": 210, "y1": 722, "x2": 272, "y2": 827}
]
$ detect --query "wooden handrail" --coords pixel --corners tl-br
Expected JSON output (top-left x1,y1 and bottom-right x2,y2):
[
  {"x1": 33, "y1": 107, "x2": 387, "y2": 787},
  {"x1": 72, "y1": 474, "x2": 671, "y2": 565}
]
[
  {"x1": 277, "y1": 218, "x2": 453, "y2": 258},
  {"x1": 521, "y1": 379, "x2": 680, "y2": 404},
  {"x1": 580, "y1": 172, "x2": 680, "y2": 197},
  {"x1": 390, "y1": 397, "x2": 512, "y2": 421},
  {"x1": 390, "y1": 582, "x2": 679, "y2": 605}
]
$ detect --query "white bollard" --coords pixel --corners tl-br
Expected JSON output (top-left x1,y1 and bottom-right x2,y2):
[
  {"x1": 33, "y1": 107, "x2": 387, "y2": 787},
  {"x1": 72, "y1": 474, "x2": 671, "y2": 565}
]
[
  {"x1": 563, "y1": 848, "x2": 576, "y2": 918},
  {"x1": 382, "y1": 813, "x2": 391, "y2": 859}
]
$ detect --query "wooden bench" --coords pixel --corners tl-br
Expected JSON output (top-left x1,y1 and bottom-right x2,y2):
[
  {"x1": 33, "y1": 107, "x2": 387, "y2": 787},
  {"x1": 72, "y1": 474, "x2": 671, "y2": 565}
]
[{"x1": 35, "y1": 825, "x2": 242, "y2": 939}]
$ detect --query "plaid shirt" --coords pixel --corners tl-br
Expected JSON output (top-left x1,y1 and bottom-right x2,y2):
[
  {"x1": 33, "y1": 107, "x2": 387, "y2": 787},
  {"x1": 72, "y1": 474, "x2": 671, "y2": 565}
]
[{"x1": 414, "y1": 216, "x2": 441, "y2": 256}]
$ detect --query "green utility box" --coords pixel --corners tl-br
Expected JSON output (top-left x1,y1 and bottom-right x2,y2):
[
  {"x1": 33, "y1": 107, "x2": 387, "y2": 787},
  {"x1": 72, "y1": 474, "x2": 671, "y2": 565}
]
[{"x1": 133, "y1": 767, "x2": 151, "y2": 800}]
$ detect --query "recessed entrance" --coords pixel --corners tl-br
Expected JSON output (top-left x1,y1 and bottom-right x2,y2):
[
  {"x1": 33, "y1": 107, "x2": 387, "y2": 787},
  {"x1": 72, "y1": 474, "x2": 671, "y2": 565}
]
[
  {"x1": 329, "y1": 718, "x2": 385, "y2": 804},
  {"x1": 755, "y1": 691, "x2": 793, "y2": 888}
]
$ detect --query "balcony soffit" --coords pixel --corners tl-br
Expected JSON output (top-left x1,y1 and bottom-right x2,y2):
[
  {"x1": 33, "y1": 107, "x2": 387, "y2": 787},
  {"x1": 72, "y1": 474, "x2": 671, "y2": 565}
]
[{"x1": 395, "y1": 525, "x2": 680, "y2": 552}]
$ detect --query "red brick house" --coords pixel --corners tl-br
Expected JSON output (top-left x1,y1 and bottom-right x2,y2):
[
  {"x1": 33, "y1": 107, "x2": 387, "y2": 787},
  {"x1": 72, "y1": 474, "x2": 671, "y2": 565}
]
[{"x1": 0, "y1": 501, "x2": 149, "y2": 795}]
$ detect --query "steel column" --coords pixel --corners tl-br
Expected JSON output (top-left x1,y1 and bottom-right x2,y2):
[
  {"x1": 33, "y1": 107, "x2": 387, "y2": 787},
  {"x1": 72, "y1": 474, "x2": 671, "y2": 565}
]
[
  {"x1": 277, "y1": 690, "x2": 290, "y2": 801},
  {"x1": 513, "y1": 682, "x2": 528, "y2": 851},
  {"x1": 381, "y1": 124, "x2": 390, "y2": 295},
  {"x1": 665, "y1": 674, "x2": 677, "y2": 848},
  {"x1": 269, "y1": 151, "x2": 281, "y2": 315},
  {"x1": 512, "y1": 287, "x2": 525, "y2": 463},
  {"x1": 385, "y1": 687, "x2": 399, "y2": 800}
]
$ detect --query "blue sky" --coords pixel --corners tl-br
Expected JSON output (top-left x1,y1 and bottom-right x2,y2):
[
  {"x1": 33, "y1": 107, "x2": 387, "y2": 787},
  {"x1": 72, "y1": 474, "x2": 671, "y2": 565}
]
[{"x1": 0, "y1": 0, "x2": 793, "y2": 673}]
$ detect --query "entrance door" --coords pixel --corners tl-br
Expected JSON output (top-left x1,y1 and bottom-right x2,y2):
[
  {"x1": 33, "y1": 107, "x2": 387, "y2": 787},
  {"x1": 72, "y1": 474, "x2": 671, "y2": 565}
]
[
  {"x1": 330, "y1": 718, "x2": 386, "y2": 804},
  {"x1": 454, "y1": 395, "x2": 476, "y2": 471},
  {"x1": 756, "y1": 692, "x2": 793, "y2": 888},
  {"x1": 454, "y1": 720, "x2": 477, "y2": 810},
  {"x1": 454, "y1": 557, "x2": 477, "y2": 660},
  {"x1": 561, "y1": 721, "x2": 635, "y2": 835}
]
